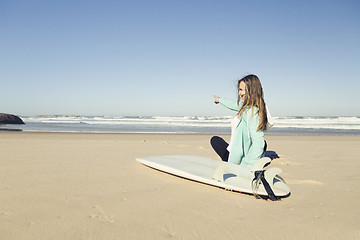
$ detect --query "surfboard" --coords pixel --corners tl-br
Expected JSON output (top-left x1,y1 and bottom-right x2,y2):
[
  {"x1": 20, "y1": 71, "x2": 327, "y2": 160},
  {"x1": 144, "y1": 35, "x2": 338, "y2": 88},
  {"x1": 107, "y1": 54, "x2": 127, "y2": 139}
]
[{"x1": 136, "y1": 155, "x2": 290, "y2": 198}]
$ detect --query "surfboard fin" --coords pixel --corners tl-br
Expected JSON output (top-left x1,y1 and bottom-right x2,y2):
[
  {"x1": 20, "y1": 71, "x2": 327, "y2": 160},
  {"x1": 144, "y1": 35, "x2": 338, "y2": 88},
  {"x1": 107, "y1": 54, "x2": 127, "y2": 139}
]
[
  {"x1": 212, "y1": 162, "x2": 251, "y2": 182},
  {"x1": 252, "y1": 167, "x2": 283, "y2": 201},
  {"x1": 264, "y1": 167, "x2": 283, "y2": 189},
  {"x1": 212, "y1": 163, "x2": 228, "y2": 182},
  {"x1": 251, "y1": 157, "x2": 271, "y2": 172}
]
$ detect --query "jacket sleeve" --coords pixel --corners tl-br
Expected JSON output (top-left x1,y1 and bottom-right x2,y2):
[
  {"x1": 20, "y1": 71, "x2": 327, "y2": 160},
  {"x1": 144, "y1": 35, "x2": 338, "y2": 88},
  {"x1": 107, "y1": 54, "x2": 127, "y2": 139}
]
[
  {"x1": 219, "y1": 98, "x2": 242, "y2": 112},
  {"x1": 241, "y1": 113, "x2": 265, "y2": 168},
  {"x1": 228, "y1": 141, "x2": 243, "y2": 165}
]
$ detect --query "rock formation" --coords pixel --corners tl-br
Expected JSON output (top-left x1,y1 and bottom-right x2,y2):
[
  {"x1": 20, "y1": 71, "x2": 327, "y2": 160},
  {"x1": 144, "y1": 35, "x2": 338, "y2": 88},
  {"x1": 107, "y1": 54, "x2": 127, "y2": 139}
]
[{"x1": 0, "y1": 113, "x2": 25, "y2": 124}]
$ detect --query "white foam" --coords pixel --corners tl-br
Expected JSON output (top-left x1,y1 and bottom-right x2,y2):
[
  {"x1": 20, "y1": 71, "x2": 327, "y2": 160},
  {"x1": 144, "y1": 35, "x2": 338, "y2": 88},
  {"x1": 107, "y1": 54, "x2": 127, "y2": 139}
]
[
  {"x1": 19, "y1": 115, "x2": 360, "y2": 132},
  {"x1": 272, "y1": 117, "x2": 360, "y2": 130}
]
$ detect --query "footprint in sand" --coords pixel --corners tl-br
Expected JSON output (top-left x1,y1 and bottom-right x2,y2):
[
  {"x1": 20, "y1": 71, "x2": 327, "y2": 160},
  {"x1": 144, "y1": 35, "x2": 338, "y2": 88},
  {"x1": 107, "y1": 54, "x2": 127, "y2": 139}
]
[
  {"x1": 1, "y1": 209, "x2": 14, "y2": 216},
  {"x1": 176, "y1": 144, "x2": 187, "y2": 148},
  {"x1": 273, "y1": 158, "x2": 305, "y2": 166},
  {"x1": 89, "y1": 205, "x2": 114, "y2": 223},
  {"x1": 159, "y1": 226, "x2": 177, "y2": 238},
  {"x1": 288, "y1": 179, "x2": 325, "y2": 185}
]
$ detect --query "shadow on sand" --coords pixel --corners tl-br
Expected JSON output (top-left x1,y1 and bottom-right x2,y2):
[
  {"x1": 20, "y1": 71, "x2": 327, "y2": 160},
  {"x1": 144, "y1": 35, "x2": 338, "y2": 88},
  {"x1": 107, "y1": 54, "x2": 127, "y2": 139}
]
[
  {"x1": 265, "y1": 150, "x2": 279, "y2": 160},
  {"x1": 0, "y1": 128, "x2": 23, "y2": 132}
]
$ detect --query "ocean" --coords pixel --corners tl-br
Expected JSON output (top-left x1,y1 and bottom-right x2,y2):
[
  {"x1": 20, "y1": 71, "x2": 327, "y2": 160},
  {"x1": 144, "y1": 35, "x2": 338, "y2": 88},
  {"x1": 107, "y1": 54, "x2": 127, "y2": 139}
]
[{"x1": 1, "y1": 115, "x2": 360, "y2": 136}]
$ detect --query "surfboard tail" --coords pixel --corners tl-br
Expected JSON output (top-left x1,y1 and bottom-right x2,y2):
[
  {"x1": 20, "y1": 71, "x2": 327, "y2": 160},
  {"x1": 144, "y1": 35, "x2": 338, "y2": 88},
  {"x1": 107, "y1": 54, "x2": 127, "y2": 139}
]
[{"x1": 252, "y1": 167, "x2": 290, "y2": 201}]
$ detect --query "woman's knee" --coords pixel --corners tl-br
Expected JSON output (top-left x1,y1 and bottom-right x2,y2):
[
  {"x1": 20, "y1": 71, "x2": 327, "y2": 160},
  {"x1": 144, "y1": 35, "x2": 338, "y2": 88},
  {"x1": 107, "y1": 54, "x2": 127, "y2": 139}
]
[{"x1": 210, "y1": 136, "x2": 222, "y2": 147}]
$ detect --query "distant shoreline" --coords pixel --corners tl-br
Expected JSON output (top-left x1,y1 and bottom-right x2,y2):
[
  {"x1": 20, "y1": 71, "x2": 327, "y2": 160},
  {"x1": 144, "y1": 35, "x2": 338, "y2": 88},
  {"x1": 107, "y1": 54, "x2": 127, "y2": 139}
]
[
  {"x1": 1, "y1": 115, "x2": 359, "y2": 136},
  {"x1": 1, "y1": 128, "x2": 359, "y2": 136}
]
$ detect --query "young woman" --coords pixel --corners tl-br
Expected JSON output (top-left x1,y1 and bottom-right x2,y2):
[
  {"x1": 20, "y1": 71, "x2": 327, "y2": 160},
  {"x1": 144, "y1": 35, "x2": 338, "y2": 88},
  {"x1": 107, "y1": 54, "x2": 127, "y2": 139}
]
[{"x1": 211, "y1": 74, "x2": 268, "y2": 168}]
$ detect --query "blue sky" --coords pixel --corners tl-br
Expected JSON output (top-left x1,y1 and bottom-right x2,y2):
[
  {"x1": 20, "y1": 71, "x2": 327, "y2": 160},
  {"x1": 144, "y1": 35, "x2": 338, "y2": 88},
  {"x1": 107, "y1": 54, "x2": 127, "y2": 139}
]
[{"x1": 1, "y1": 0, "x2": 359, "y2": 117}]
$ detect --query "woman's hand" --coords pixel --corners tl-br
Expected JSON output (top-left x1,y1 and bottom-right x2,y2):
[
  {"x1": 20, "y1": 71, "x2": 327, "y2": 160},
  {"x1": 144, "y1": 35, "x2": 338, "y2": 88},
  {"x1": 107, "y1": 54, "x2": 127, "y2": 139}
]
[{"x1": 213, "y1": 95, "x2": 220, "y2": 104}]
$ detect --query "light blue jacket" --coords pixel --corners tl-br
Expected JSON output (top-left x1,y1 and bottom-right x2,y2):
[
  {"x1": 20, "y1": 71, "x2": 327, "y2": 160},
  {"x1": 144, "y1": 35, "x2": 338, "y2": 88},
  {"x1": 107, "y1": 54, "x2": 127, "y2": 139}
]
[{"x1": 219, "y1": 98, "x2": 265, "y2": 168}]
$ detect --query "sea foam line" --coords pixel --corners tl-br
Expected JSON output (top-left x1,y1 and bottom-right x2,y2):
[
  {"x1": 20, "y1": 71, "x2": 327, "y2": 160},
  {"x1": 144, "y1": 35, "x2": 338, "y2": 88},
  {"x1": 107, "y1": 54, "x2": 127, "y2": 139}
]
[{"x1": 20, "y1": 116, "x2": 360, "y2": 131}]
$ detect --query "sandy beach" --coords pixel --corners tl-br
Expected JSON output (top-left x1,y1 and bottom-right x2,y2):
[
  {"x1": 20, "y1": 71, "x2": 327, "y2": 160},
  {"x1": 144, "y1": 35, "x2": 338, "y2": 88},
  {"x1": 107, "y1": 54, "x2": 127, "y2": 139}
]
[{"x1": 0, "y1": 132, "x2": 359, "y2": 239}]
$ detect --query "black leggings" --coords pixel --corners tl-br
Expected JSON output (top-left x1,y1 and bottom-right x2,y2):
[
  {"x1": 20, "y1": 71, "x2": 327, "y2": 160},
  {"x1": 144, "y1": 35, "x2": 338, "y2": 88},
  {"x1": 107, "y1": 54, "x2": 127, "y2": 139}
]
[
  {"x1": 210, "y1": 136, "x2": 230, "y2": 162},
  {"x1": 210, "y1": 136, "x2": 267, "y2": 162}
]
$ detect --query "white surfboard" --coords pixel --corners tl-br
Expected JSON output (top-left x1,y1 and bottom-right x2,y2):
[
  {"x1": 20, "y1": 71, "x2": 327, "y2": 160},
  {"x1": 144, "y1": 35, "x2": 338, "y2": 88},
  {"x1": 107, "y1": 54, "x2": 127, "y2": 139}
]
[{"x1": 136, "y1": 155, "x2": 290, "y2": 198}]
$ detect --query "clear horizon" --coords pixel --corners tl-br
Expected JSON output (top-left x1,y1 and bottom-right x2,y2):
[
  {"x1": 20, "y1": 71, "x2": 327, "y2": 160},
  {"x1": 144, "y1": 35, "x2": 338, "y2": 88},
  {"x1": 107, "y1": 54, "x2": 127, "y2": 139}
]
[{"x1": 1, "y1": 1, "x2": 359, "y2": 117}]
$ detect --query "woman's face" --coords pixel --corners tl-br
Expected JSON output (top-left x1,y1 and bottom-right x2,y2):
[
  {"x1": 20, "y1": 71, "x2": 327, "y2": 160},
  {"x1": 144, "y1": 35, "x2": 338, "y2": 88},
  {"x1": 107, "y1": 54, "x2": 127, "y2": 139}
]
[{"x1": 238, "y1": 81, "x2": 247, "y2": 102}]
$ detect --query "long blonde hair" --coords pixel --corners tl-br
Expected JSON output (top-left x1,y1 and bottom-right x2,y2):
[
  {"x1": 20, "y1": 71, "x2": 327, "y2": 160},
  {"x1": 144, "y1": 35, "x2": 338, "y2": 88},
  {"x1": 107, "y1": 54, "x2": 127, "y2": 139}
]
[{"x1": 237, "y1": 74, "x2": 268, "y2": 131}]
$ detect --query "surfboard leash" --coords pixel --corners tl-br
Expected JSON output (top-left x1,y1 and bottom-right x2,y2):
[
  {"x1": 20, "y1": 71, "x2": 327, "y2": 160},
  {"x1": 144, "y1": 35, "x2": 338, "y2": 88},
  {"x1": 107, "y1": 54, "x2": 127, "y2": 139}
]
[{"x1": 252, "y1": 170, "x2": 281, "y2": 201}]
